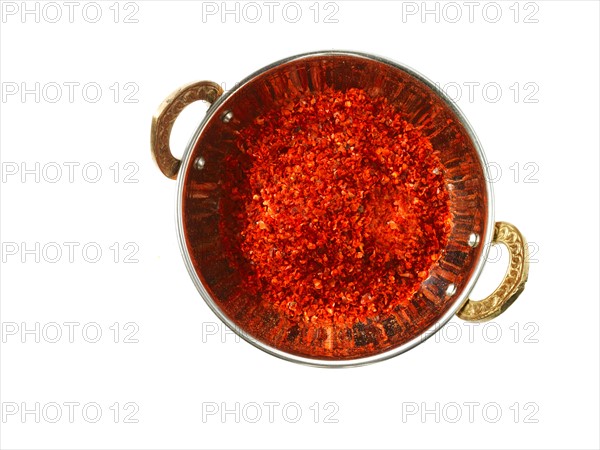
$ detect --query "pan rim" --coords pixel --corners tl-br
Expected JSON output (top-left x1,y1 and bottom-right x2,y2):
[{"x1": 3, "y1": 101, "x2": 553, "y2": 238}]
[{"x1": 175, "y1": 50, "x2": 495, "y2": 368}]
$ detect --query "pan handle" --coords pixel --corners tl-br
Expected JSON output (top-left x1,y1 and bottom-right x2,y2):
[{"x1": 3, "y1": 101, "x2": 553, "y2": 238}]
[
  {"x1": 457, "y1": 221, "x2": 529, "y2": 322},
  {"x1": 151, "y1": 81, "x2": 223, "y2": 180}
]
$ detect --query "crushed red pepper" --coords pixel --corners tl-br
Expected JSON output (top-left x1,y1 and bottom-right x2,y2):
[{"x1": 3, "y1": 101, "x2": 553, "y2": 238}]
[{"x1": 219, "y1": 88, "x2": 451, "y2": 325}]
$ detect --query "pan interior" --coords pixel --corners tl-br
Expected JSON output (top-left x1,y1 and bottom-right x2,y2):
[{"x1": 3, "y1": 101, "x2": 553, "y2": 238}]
[{"x1": 181, "y1": 54, "x2": 489, "y2": 361}]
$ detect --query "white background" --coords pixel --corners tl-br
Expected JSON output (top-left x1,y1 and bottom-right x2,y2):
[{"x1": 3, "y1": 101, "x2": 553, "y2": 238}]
[{"x1": 1, "y1": 1, "x2": 598, "y2": 449}]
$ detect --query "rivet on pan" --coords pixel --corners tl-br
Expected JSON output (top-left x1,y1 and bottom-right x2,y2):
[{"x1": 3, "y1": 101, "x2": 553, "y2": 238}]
[
  {"x1": 468, "y1": 233, "x2": 480, "y2": 248},
  {"x1": 446, "y1": 283, "x2": 457, "y2": 297},
  {"x1": 221, "y1": 110, "x2": 234, "y2": 123},
  {"x1": 194, "y1": 156, "x2": 205, "y2": 170}
]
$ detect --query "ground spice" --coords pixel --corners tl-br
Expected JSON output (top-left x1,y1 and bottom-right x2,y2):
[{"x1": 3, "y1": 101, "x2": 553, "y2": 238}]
[{"x1": 219, "y1": 87, "x2": 451, "y2": 326}]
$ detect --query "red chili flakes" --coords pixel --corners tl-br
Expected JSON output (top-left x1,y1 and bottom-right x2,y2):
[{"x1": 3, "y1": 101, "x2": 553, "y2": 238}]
[{"x1": 219, "y1": 88, "x2": 451, "y2": 326}]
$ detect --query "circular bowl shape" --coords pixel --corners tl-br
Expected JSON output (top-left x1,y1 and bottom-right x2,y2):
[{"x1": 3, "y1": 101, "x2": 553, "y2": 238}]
[{"x1": 177, "y1": 51, "x2": 493, "y2": 367}]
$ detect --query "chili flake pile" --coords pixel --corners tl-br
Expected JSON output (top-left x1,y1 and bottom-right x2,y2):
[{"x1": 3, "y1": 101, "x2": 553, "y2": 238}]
[{"x1": 219, "y1": 87, "x2": 451, "y2": 325}]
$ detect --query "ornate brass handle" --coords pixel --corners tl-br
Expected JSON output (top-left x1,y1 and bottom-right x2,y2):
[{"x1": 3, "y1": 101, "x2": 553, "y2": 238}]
[
  {"x1": 457, "y1": 221, "x2": 529, "y2": 322},
  {"x1": 151, "y1": 81, "x2": 223, "y2": 179}
]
